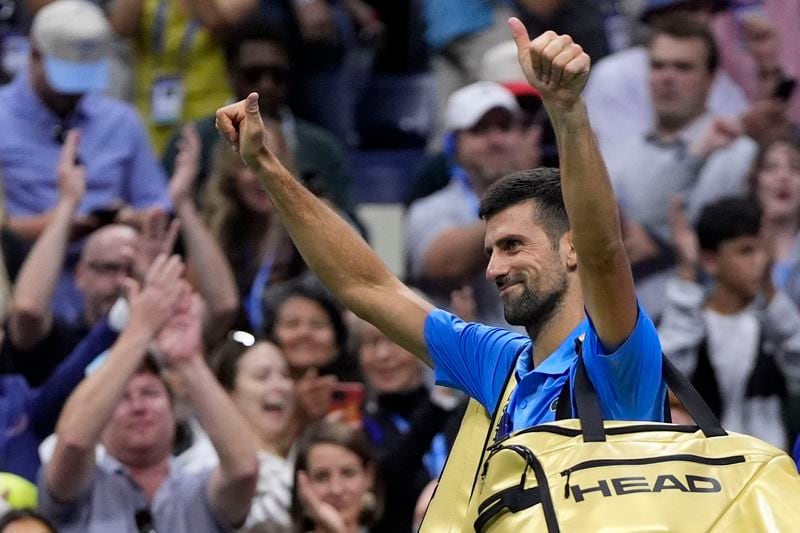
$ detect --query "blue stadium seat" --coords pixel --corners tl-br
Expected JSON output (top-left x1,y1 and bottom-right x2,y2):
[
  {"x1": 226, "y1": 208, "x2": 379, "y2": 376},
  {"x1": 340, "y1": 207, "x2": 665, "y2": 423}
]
[
  {"x1": 349, "y1": 148, "x2": 427, "y2": 204},
  {"x1": 356, "y1": 72, "x2": 436, "y2": 150}
]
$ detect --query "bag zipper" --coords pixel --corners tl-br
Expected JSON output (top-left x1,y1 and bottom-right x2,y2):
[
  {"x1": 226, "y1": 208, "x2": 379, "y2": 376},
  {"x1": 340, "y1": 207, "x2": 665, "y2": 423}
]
[{"x1": 560, "y1": 454, "x2": 746, "y2": 499}]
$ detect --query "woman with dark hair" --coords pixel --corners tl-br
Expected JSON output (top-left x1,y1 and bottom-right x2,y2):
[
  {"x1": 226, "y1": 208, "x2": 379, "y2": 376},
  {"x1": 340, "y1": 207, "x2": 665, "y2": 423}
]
[
  {"x1": 263, "y1": 279, "x2": 360, "y2": 425},
  {"x1": 0, "y1": 509, "x2": 56, "y2": 533},
  {"x1": 292, "y1": 421, "x2": 381, "y2": 533},
  {"x1": 202, "y1": 145, "x2": 306, "y2": 330},
  {"x1": 748, "y1": 134, "x2": 800, "y2": 295},
  {"x1": 179, "y1": 331, "x2": 296, "y2": 532}
]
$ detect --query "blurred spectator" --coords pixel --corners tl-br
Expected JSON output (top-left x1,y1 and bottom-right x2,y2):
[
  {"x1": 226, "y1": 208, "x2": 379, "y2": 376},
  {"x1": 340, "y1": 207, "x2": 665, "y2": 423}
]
[
  {"x1": 0, "y1": 319, "x2": 118, "y2": 483},
  {"x1": 405, "y1": 81, "x2": 540, "y2": 326},
  {"x1": 712, "y1": 0, "x2": 800, "y2": 125},
  {"x1": 513, "y1": 0, "x2": 609, "y2": 62},
  {"x1": 606, "y1": 15, "x2": 757, "y2": 318},
  {"x1": 585, "y1": 0, "x2": 749, "y2": 155},
  {"x1": 421, "y1": 0, "x2": 516, "y2": 147},
  {"x1": 2, "y1": 128, "x2": 237, "y2": 385},
  {"x1": 180, "y1": 333, "x2": 296, "y2": 533},
  {"x1": 165, "y1": 123, "x2": 240, "y2": 343},
  {"x1": 0, "y1": 509, "x2": 55, "y2": 533},
  {"x1": 406, "y1": 39, "x2": 551, "y2": 206},
  {"x1": 263, "y1": 279, "x2": 359, "y2": 430},
  {"x1": 0, "y1": 0, "x2": 170, "y2": 243},
  {"x1": 27, "y1": 0, "x2": 138, "y2": 102},
  {"x1": 201, "y1": 146, "x2": 304, "y2": 331},
  {"x1": 355, "y1": 317, "x2": 459, "y2": 533},
  {"x1": 748, "y1": 135, "x2": 800, "y2": 294},
  {"x1": 659, "y1": 197, "x2": 800, "y2": 449},
  {"x1": 39, "y1": 257, "x2": 259, "y2": 532},
  {"x1": 163, "y1": 19, "x2": 361, "y2": 229},
  {"x1": 109, "y1": 0, "x2": 258, "y2": 154},
  {"x1": 292, "y1": 421, "x2": 381, "y2": 533}
]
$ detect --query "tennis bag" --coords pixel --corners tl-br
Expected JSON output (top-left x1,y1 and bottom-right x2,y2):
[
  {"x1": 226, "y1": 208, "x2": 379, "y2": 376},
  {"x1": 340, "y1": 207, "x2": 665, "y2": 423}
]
[{"x1": 421, "y1": 350, "x2": 800, "y2": 532}]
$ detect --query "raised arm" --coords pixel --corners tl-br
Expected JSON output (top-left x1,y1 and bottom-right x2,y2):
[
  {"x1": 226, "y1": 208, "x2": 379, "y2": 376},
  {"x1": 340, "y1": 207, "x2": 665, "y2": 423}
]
[
  {"x1": 169, "y1": 124, "x2": 239, "y2": 343},
  {"x1": 155, "y1": 293, "x2": 258, "y2": 527},
  {"x1": 510, "y1": 19, "x2": 637, "y2": 350},
  {"x1": 46, "y1": 255, "x2": 186, "y2": 503},
  {"x1": 8, "y1": 131, "x2": 84, "y2": 349},
  {"x1": 215, "y1": 96, "x2": 433, "y2": 364}
]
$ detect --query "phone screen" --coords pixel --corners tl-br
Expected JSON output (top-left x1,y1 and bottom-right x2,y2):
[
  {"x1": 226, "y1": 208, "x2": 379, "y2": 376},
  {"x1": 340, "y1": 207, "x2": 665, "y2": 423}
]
[{"x1": 328, "y1": 382, "x2": 365, "y2": 425}]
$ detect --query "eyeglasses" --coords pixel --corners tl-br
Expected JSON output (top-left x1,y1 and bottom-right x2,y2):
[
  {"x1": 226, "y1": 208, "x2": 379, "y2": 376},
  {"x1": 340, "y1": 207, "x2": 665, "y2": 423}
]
[
  {"x1": 227, "y1": 329, "x2": 256, "y2": 347},
  {"x1": 239, "y1": 65, "x2": 290, "y2": 86},
  {"x1": 85, "y1": 260, "x2": 133, "y2": 277},
  {"x1": 135, "y1": 508, "x2": 157, "y2": 533}
]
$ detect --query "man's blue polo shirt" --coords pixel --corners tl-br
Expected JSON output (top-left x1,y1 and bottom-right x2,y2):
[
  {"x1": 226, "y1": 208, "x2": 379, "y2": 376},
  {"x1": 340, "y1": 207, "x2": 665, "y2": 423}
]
[{"x1": 424, "y1": 306, "x2": 665, "y2": 432}]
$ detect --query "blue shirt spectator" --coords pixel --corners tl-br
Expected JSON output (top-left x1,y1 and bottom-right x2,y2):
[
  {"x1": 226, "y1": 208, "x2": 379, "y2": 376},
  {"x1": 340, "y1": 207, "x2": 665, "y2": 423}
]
[
  {"x1": 0, "y1": 72, "x2": 170, "y2": 220},
  {"x1": 425, "y1": 305, "x2": 665, "y2": 432},
  {"x1": 0, "y1": 319, "x2": 117, "y2": 482}
]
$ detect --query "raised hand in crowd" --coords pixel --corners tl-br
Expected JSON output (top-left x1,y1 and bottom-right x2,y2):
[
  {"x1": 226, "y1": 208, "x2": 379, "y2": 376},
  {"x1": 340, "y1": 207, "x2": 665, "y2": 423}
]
[
  {"x1": 296, "y1": 470, "x2": 348, "y2": 533},
  {"x1": 161, "y1": 121, "x2": 240, "y2": 343},
  {"x1": 132, "y1": 209, "x2": 180, "y2": 280},
  {"x1": 668, "y1": 196, "x2": 701, "y2": 283},
  {"x1": 169, "y1": 123, "x2": 202, "y2": 210},
  {"x1": 690, "y1": 117, "x2": 744, "y2": 159},
  {"x1": 293, "y1": 0, "x2": 338, "y2": 45}
]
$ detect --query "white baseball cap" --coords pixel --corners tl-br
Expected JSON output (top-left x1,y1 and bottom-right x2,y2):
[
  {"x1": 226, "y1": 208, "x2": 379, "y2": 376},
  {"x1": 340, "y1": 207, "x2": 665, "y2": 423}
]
[
  {"x1": 30, "y1": 0, "x2": 111, "y2": 94},
  {"x1": 444, "y1": 81, "x2": 521, "y2": 132}
]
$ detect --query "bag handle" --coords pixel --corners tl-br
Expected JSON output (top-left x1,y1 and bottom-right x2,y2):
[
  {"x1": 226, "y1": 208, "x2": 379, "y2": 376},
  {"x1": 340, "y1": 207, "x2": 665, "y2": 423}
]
[{"x1": 572, "y1": 342, "x2": 727, "y2": 442}]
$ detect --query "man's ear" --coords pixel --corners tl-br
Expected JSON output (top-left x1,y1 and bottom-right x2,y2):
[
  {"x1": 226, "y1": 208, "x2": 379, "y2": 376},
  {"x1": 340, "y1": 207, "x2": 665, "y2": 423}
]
[{"x1": 560, "y1": 231, "x2": 577, "y2": 270}]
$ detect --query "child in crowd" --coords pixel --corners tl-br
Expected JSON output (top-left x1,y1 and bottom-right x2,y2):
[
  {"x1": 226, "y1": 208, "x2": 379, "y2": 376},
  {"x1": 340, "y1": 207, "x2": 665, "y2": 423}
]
[{"x1": 659, "y1": 196, "x2": 800, "y2": 449}]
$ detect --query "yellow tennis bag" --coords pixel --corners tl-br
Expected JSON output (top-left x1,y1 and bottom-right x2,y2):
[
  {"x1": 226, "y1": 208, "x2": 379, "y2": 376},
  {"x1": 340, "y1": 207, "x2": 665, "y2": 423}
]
[{"x1": 421, "y1": 350, "x2": 800, "y2": 532}]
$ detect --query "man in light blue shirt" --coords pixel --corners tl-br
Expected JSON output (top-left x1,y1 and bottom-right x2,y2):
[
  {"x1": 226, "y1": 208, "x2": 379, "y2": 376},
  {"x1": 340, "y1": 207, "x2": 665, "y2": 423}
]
[
  {"x1": 0, "y1": 0, "x2": 169, "y2": 242},
  {"x1": 215, "y1": 17, "x2": 666, "y2": 437}
]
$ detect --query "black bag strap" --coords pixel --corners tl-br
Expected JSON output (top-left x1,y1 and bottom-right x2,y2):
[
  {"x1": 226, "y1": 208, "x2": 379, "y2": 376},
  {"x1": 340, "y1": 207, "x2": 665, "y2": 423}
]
[{"x1": 571, "y1": 341, "x2": 727, "y2": 440}]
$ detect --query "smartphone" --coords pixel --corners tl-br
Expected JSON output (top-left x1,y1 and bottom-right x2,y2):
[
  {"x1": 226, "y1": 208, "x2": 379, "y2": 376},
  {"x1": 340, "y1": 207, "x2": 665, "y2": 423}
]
[
  {"x1": 773, "y1": 77, "x2": 797, "y2": 102},
  {"x1": 328, "y1": 382, "x2": 365, "y2": 425}
]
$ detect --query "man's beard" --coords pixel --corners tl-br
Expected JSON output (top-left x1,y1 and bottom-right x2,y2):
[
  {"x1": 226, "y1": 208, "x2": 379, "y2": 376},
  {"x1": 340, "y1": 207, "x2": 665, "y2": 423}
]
[{"x1": 502, "y1": 274, "x2": 568, "y2": 339}]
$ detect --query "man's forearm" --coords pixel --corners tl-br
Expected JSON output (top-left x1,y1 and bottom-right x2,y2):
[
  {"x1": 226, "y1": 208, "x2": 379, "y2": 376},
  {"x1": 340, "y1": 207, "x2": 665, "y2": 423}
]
[
  {"x1": 175, "y1": 202, "x2": 238, "y2": 340},
  {"x1": 9, "y1": 199, "x2": 77, "y2": 347},
  {"x1": 549, "y1": 101, "x2": 623, "y2": 265},
  {"x1": 177, "y1": 358, "x2": 257, "y2": 525},
  {"x1": 253, "y1": 150, "x2": 397, "y2": 319}
]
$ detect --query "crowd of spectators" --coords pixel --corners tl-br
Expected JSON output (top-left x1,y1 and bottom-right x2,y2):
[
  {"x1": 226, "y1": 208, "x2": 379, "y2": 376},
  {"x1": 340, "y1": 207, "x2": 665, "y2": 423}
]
[{"x1": 0, "y1": 0, "x2": 798, "y2": 531}]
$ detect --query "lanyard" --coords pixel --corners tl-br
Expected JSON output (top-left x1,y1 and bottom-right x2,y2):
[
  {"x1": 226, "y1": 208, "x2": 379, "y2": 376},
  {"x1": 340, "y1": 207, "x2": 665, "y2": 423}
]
[{"x1": 245, "y1": 250, "x2": 275, "y2": 332}]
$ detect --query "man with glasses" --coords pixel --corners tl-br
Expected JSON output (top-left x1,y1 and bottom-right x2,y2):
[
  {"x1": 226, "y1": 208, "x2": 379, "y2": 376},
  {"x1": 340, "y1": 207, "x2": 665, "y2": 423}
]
[
  {"x1": 406, "y1": 81, "x2": 542, "y2": 326},
  {"x1": 162, "y1": 19, "x2": 360, "y2": 229},
  {"x1": 40, "y1": 255, "x2": 258, "y2": 533}
]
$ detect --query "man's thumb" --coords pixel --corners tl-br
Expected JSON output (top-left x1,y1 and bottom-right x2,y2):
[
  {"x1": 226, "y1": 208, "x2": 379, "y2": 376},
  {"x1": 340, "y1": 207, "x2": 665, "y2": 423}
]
[{"x1": 246, "y1": 92, "x2": 260, "y2": 115}]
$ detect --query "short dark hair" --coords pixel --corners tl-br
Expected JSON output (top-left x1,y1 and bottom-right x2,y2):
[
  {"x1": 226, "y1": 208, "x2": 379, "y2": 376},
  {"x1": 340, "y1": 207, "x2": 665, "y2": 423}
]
[
  {"x1": 478, "y1": 167, "x2": 570, "y2": 244},
  {"x1": 223, "y1": 18, "x2": 293, "y2": 68},
  {"x1": 210, "y1": 332, "x2": 260, "y2": 391},
  {"x1": 0, "y1": 509, "x2": 56, "y2": 533},
  {"x1": 262, "y1": 278, "x2": 349, "y2": 354},
  {"x1": 648, "y1": 12, "x2": 719, "y2": 72},
  {"x1": 696, "y1": 197, "x2": 762, "y2": 252},
  {"x1": 292, "y1": 421, "x2": 383, "y2": 531}
]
